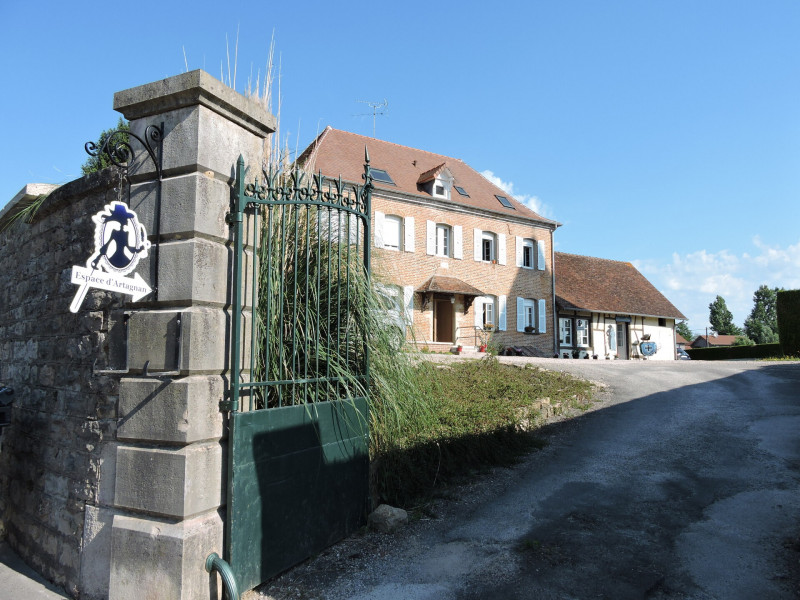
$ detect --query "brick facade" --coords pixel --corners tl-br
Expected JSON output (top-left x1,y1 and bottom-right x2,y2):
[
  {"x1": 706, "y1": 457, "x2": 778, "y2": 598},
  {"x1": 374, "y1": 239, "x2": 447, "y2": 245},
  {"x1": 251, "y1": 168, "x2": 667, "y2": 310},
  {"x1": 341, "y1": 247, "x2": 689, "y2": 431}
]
[{"x1": 371, "y1": 195, "x2": 557, "y2": 355}]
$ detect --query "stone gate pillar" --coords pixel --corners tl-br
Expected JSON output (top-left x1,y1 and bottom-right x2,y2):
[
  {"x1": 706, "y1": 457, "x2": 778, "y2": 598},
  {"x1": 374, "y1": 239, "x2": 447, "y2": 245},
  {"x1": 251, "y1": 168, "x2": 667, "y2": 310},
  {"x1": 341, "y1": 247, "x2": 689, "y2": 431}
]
[{"x1": 98, "y1": 71, "x2": 274, "y2": 600}]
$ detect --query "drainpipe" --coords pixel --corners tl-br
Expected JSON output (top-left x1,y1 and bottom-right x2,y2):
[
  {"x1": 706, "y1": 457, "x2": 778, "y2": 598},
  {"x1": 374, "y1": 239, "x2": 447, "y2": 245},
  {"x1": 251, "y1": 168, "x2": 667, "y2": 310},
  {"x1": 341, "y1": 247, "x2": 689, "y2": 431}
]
[{"x1": 550, "y1": 227, "x2": 558, "y2": 357}]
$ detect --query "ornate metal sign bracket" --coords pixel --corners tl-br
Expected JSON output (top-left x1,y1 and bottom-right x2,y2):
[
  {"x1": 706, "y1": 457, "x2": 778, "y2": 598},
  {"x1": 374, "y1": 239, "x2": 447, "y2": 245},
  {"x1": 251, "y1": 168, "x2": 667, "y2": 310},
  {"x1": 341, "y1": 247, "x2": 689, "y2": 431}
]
[{"x1": 84, "y1": 122, "x2": 165, "y2": 301}]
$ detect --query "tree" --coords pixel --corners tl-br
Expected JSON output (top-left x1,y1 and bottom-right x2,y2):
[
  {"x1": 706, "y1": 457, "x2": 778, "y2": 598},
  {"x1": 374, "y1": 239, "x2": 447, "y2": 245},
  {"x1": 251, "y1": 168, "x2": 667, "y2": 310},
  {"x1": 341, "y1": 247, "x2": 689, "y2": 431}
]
[
  {"x1": 743, "y1": 285, "x2": 782, "y2": 344},
  {"x1": 708, "y1": 295, "x2": 743, "y2": 336},
  {"x1": 675, "y1": 321, "x2": 693, "y2": 341},
  {"x1": 81, "y1": 117, "x2": 130, "y2": 175}
]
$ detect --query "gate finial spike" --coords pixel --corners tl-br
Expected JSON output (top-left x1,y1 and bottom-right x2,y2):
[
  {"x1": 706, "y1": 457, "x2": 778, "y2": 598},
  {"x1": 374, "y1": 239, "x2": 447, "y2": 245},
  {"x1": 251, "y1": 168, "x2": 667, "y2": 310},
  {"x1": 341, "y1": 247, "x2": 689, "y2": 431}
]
[{"x1": 364, "y1": 146, "x2": 370, "y2": 164}]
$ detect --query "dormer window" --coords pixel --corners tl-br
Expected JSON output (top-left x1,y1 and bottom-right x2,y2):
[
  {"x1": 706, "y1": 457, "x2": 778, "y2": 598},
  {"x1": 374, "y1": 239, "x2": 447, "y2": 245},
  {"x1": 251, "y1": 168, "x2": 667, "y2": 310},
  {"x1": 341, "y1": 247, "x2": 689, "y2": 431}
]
[{"x1": 418, "y1": 164, "x2": 454, "y2": 200}]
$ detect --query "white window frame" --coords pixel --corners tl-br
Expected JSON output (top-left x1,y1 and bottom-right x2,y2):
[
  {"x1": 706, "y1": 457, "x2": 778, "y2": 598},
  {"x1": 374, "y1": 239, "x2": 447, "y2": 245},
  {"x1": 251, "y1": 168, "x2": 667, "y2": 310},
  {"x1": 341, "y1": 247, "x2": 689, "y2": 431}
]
[
  {"x1": 522, "y1": 238, "x2": 534, "y2": 269},
  {"x1": 432, "y1": 171, "x2": 453, "y2": 200},
  {"x1": 435, "y1": 224, "x2": 451, "y2": 257},
  {"x1": 481, "y1": 231, "x2": 496, "y2": 262},
  {"x1": 478, "y1": 295, "x2": 497, "y2": 329},
  {"x1": 576, "y1": 318, "x2": 590, "y2": 348},
  {"x1": 559, "y1": 317, "x2": 573, "y2": 346},
  {"x1": 517, "y1": 298, "x2": 536, "y2": 331},
  {"x1": 382, "y1": 214, "x2": 403, "y2": 251}
]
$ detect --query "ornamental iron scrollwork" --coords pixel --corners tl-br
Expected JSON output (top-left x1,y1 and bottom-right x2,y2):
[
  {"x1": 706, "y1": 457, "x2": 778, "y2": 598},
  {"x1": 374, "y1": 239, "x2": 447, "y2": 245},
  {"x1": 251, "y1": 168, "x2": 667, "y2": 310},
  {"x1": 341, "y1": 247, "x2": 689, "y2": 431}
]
[
  {"x1": 242, "y1": 147, "x2": 373, "y2": 218},
  {"x1": 85, "y1": 124, "x2": 164, "y2": 179},
  {"x1": 83, "y1": 122, "x2": 165, "y2": 306}
]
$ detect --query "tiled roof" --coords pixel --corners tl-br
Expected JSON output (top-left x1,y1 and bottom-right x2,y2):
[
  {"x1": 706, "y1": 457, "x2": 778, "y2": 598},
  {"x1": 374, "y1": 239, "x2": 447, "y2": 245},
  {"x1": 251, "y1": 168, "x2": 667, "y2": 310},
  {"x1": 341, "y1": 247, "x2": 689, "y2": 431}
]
[
  {"x1": 416, "y1": 163, "x2": 447, "y2": 184},
  {"x1": 297, "y1": 127, "x2": 558, "y2": 227},
  {"x1": 691, "y1": 334, "x2": 739, "y2": 347},
  {"x1": 555, "y1": 252, "x2": 686, "y2": 320},
  {"x1": 676, "y1": 333, "x2": 690, "y2": 345},
  {"x1": 416, "y1": 275, "x2": 485, "y2": 297}
]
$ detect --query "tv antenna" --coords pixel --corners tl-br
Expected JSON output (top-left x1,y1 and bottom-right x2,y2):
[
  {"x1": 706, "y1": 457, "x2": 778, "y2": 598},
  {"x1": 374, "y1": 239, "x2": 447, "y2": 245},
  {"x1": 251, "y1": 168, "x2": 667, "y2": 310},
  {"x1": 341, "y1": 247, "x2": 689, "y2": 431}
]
[{"x1": 354, "y1": 99, "x2": 388, "y2": 137}]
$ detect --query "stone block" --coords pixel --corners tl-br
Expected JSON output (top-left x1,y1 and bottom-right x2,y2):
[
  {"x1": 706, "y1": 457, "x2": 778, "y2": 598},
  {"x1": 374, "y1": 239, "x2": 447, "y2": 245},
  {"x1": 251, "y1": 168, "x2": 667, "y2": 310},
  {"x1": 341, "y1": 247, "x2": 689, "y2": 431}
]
[
  {"x1": 117, "y1": 376, "x2": 224, "y2": 444},
  {"x1": 121, "y1": 102, "x2": 266, "y2": 182},
  {"x1": 98, "y1": 441, "x2": 118, "y2": 506},
  {"x1": 128, "y1": 173, "x2": 231, "y2": 243},
  {"x1": 156, "y1": 238, "x2": 229, "y2": 305},
  {"x1": 126, "y1": 310, "x2": 181, "y2": 373},
  {"x1": 114, "y1": 442, "x2": 223, "y2": 518},
  {"x1": 127, "y1": 306, "x2": 227, "y2": 375},
  {"x1": 109, "y1": 510, "x2": 223, "y2": 600},
  {"x1": 179, "y1": 307, "x2": 228, "y2": 373},
  {"x1": 114, "y1": 69, "x2": 275, "y2": 136},
  {"x1": 80, "y1": 505, "x2": 115, "y2": 600}
]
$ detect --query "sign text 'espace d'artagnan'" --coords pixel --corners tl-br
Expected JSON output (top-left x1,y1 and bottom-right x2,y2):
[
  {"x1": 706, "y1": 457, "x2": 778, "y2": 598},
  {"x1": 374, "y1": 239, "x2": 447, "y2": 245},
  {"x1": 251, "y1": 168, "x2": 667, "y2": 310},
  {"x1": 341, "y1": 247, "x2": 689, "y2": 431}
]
[{"x1": 70, "y1": 201, "x2": 152, "y2": 313}]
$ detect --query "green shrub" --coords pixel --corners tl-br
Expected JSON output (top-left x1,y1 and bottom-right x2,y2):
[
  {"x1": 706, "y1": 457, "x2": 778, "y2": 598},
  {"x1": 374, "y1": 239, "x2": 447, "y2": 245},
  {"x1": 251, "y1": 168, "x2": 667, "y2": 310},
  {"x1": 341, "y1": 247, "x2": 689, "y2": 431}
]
[{"x1": 777, "y1": 290, "x2": 800, "y2": 357}]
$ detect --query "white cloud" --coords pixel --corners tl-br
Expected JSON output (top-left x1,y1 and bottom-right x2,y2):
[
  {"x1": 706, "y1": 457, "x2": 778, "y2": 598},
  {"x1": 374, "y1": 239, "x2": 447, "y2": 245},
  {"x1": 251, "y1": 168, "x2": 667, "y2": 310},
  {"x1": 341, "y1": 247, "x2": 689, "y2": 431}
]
[
  {"x1": 635, "y1": 238, "x2": 800, "y2": 333},
  {"x1": 480, "y1": 170, "x2": 552, "y2": 219}
]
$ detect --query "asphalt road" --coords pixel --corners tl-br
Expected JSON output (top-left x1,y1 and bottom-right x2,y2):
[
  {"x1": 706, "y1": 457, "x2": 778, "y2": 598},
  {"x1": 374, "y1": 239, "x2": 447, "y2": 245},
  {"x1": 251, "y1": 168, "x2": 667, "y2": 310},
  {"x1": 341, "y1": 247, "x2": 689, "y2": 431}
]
[{"x1": 256, "y1": 359, "x2": 800, "y2": 600}]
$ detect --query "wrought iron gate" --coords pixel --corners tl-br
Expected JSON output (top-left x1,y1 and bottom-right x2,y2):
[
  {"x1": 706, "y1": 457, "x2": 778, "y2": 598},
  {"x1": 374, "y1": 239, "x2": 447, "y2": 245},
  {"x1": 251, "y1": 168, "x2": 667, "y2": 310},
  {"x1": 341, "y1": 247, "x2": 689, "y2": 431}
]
[{"x1": 222, "y1": 154, "x2": 373, "y2": 593}]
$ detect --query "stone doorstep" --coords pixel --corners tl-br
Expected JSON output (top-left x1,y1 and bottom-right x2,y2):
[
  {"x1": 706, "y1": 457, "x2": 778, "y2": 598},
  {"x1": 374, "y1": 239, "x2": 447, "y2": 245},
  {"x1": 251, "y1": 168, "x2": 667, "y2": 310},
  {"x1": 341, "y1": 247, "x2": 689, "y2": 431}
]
[{"x1": 452, "y1": 348, "x2": 487, "y2": 358}]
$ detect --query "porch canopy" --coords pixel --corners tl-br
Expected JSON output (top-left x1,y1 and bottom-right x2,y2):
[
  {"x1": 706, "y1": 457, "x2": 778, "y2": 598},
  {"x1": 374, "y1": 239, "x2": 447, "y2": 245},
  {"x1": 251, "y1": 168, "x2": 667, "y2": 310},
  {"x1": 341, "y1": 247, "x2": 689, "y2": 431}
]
[{"x1": 416, "y1": 275, "x2": 485, "y2": 311}]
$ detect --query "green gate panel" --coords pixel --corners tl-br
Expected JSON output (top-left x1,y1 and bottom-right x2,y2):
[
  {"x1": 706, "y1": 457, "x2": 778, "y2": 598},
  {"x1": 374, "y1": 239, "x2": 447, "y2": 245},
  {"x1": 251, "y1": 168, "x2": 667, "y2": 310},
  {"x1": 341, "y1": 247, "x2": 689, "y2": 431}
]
[{"x1": 227, "y1": 398, "x2": 369, "y2": 592}]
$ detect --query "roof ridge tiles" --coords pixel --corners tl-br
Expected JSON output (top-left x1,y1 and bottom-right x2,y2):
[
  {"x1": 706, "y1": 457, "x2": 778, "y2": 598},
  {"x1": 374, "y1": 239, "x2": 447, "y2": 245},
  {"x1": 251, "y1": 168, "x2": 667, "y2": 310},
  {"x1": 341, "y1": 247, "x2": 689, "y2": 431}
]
[{"x1": 325, "y1": 127, "x2": 466, "y2": 165}]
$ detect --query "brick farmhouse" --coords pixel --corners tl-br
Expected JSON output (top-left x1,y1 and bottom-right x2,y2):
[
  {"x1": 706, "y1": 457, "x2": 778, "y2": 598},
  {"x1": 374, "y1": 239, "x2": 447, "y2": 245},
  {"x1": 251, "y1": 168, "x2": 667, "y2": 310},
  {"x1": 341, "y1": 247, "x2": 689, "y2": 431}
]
[
  {"x1": 299, "y1": 127, "x2": 687, "y2": 360},
  {"x1": 299, "y1": 127, "x2": 560, "y2": 355}
]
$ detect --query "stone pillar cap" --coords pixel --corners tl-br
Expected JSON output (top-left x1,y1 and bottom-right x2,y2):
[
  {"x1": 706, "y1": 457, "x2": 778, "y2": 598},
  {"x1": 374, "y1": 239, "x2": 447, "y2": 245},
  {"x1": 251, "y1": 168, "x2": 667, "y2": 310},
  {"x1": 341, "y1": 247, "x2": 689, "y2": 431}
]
[{"x1": 114, "y1": 70, "x2": 276, "y2": 138}]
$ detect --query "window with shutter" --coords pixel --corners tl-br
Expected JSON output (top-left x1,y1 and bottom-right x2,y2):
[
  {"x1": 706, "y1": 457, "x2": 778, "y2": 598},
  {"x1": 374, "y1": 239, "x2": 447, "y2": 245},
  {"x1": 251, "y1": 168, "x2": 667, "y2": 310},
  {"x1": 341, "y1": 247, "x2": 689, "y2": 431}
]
[
  {"x1": 383, "y1": 215, "x2": 402, "y2": 250},
  {"x1": 537, "y1": 240, "x2": 546, "y2": 271},
  {"x1": 435, "y1": 224, "x2": 451, "y2": 257}
]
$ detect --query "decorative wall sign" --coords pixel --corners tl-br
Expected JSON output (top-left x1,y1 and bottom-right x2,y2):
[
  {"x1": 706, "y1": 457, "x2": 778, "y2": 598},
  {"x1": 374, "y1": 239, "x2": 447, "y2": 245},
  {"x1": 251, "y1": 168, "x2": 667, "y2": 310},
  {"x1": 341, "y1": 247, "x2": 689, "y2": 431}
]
[
  {"x1": 640, "y1": 341, "x2": 658, "y2": 357},
  {"x1": 70, "y1": 201, "x2": 152, "y2": 313}
]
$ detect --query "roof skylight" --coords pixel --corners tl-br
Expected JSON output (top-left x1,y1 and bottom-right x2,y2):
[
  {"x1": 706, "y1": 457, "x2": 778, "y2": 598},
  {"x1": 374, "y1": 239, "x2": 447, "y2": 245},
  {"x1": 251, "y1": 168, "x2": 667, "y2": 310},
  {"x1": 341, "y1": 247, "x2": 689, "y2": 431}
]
[
  {"x1": 370, "y1": 168, "x2": 395, "y2": 185},
  {"x1": 495, "y1": 195, "x2": 515, "y2": 209},
  {"x1": 454, "y1": 186, "x2": 470, "y2": 197}
]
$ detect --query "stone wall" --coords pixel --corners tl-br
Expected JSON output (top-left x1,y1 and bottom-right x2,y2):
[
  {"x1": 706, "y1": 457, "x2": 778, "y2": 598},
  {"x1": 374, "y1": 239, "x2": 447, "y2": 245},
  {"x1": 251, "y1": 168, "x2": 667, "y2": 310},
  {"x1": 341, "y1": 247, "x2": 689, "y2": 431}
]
[
  {"x1": 0, "y1": 70, "x2": 275, "y2": 600},
  {"x1": 0, "y1": 169, "x2": 127, "y2": 597}
]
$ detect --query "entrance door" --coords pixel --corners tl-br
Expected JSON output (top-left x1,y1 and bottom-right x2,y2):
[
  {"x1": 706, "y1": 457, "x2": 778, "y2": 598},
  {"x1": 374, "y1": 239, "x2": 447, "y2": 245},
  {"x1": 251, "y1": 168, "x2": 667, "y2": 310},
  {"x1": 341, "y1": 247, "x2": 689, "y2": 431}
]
[
  {"x1": 616, "y1": 322, "x2": 628, "y2": 359},
  {"x1": 434, "y1": 299, "x2": 455, "y2": 343}
]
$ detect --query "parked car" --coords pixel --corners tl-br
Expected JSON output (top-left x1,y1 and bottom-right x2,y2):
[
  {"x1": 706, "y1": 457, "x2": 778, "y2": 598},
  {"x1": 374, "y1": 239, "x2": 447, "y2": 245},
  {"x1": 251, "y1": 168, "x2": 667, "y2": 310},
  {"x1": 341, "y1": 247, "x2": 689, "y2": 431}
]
[{"x1": 677, "y1": 348, "x2": 691, "y2": 360}]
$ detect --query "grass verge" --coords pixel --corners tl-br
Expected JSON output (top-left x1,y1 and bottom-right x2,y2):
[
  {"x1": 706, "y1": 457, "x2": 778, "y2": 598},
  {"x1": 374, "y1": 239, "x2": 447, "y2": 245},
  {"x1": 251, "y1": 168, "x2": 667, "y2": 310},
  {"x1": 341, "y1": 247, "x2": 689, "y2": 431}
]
[{"x1": 370, "y1": 356, "x2": 595, "y2": 507}]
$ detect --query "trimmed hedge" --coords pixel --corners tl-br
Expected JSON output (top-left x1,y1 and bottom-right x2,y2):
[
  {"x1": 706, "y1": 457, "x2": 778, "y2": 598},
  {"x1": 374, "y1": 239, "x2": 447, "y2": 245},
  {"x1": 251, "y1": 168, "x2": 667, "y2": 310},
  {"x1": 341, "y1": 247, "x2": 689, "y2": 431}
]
[
  {"x1": 777, "y1": 289, "x2": 800, "y2": 357},
  {"x1": 686, "y1": 343, "x2": 783, "y2": 361}
]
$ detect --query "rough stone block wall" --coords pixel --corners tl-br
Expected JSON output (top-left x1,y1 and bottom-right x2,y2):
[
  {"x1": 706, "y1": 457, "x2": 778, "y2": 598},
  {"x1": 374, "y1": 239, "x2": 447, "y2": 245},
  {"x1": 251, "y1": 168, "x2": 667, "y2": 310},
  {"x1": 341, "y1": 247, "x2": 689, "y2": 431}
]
[{"x1": 0, "y1": 169, "x2": 126, "y2": 597}]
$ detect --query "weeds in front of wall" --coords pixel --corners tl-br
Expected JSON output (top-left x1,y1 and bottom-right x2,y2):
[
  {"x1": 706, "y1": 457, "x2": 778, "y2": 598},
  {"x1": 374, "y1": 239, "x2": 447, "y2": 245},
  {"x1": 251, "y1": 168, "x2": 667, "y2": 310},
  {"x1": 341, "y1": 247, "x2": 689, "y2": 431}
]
[{"x1": 0, "y1": 194, "x2": 49, "y2": 233}]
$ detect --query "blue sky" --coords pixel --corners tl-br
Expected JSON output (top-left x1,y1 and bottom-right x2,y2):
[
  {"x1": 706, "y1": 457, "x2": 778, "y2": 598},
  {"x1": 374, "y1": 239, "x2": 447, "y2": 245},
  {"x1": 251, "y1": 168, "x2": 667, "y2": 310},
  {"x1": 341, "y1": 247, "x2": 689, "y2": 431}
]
[{"x1": 2, "y1": 1, "x2": 799, "y2": 334}]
